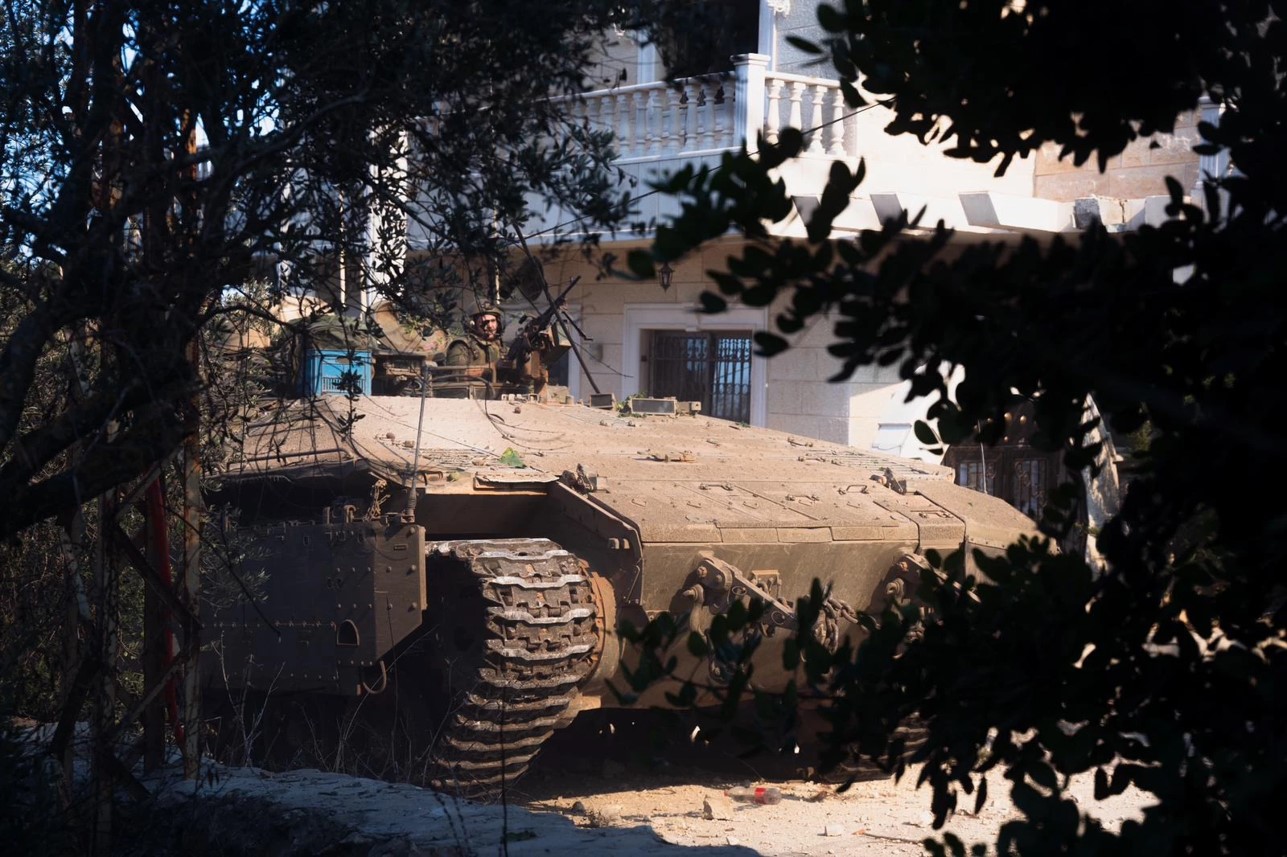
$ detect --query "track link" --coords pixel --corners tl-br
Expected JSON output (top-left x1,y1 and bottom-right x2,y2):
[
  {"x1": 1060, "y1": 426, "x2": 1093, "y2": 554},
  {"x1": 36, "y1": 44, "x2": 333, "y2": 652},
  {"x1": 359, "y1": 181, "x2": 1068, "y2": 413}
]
[{"x1": 428, "y1": 538, "x2": 601, "y2": 797}]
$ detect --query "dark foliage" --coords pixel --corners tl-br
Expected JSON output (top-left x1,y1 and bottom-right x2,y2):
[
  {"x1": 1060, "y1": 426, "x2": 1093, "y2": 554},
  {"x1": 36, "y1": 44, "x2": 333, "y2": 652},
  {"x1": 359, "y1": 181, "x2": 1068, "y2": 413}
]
[
  {"x1": 0, "y1": 0, "x2": 661, "y2": 542},
  {"x1": 631, "y1": 1, "x2": 1287, "y2": 853}
]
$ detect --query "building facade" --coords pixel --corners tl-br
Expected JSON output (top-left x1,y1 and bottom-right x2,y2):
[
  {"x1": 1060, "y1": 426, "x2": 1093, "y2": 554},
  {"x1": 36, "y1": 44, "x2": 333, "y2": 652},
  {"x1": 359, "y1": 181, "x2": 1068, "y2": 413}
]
[{"x1": 399, "y1": 0, "x2": 1207, "y2": 536}]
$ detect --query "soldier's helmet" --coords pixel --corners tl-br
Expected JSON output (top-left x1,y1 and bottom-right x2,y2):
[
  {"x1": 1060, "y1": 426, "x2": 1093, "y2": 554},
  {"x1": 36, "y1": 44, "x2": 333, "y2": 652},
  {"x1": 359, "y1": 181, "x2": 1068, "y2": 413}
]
[{"x1": 464, "y1": 297, "x2": 503, "y2": 337}]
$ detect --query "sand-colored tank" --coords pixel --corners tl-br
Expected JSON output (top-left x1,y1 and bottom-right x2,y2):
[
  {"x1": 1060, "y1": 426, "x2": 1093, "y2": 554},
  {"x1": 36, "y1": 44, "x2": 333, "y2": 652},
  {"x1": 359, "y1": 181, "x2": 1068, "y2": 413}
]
[{"x1": 202, "y1": 343, "x2": 1039, "y2": 796}]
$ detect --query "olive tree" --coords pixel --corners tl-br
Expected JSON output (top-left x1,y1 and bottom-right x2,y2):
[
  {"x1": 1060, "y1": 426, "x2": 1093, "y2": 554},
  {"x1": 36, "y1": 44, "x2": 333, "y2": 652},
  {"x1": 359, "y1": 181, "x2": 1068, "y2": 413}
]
[
  {"x1": 0, "y1": 0, "x2": 659, "y2": 537},
  {"x1": 0, "y1": 0, "x2": 671, "y2": 845}
]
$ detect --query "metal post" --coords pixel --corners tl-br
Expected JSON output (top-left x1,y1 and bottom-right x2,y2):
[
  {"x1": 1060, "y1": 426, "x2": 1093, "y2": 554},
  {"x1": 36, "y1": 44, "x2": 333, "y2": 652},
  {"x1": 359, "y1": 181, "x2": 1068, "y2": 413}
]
[{"x1": 181, "y1": 341, "x2": 202, "y2": 779}]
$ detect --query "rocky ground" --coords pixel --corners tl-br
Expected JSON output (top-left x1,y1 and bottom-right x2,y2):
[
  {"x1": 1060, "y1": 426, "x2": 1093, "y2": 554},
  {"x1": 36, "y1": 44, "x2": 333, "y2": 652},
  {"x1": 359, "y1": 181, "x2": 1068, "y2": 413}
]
[
  {"x1": 513, "y1": 769, "x2": 1141, "y2": 856},
  {"x1": 505, "y1": 712, "x2": 1153, "y2": 856},
  {"x1": 14, "y1": 713, "x2": 1154, "y2": 855},
  {"x1": 131, "y1": 744, "x2": 1150, "y2": 857}
]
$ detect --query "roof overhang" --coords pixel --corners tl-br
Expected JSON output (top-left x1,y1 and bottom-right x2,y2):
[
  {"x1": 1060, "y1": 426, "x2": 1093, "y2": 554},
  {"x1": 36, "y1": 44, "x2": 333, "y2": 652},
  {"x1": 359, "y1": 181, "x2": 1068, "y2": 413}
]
[{"x1": 782, "y1": 190, "x2": 1175, "y2": 242}]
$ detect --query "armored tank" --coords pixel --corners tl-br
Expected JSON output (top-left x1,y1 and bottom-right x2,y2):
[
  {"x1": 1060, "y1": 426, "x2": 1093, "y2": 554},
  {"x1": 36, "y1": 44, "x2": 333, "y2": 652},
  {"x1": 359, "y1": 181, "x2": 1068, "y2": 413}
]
[{"x1": 202, "y1": 325, "x2": 1040, "y2": 796}]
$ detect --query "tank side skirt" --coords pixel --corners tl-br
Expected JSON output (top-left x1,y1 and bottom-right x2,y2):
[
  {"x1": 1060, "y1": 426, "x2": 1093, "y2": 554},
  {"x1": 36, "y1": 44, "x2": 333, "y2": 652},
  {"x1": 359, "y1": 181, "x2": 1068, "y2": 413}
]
[{"x1": 543, "y1": 480, "x2": 645, "y2": 601}]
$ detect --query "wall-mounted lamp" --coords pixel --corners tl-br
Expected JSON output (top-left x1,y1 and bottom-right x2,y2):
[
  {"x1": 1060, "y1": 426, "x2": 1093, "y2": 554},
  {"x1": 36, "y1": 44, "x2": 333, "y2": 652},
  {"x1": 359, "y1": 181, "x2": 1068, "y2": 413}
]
[{"x1": 658, "y1": 261, "x2": 674, "y2": 291}]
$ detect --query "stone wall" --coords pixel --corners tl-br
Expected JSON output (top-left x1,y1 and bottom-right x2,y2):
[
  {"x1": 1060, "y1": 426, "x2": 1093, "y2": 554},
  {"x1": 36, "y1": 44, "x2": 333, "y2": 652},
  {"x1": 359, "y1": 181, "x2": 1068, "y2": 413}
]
[{"x1": 1034, "y1": 111, "x2": 1202, "y2": 201}]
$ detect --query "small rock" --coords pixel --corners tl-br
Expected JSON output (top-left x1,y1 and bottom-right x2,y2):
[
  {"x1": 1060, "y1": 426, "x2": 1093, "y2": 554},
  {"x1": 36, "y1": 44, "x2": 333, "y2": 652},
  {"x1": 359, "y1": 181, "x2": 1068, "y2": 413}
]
[
  {"x1": 702, "y1": 796, "x2": 733, "y2": 820},
  {"x1": 726, "y1": 836, "x2": 740, "y2": 846},
  {"x1": 823, "y1": 824, "x2": 846, "y2": 837},
  {"x1": 585, "y1": 804, "x2": 623, "y2": 827},
  {"x1": 571, "y1": 800, "x2": 587, "y2": 815}
]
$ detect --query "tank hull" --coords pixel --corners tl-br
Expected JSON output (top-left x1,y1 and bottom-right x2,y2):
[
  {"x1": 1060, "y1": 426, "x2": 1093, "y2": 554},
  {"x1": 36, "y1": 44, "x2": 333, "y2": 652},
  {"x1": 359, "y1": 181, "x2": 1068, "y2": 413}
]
[{"x1": 203, "y1": 394, "x2": 1040, "y2": 790}]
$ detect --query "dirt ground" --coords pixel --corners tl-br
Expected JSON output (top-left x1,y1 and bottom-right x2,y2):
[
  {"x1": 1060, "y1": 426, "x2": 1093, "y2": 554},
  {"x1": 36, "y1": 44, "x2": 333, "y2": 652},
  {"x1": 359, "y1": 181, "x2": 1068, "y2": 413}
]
[
  {"x1": 17, "y1": 712, "x2": 1154, "y2": 855},
  {"x1": 505, "y1": 712, "x2": 1154, "y2": 856}
]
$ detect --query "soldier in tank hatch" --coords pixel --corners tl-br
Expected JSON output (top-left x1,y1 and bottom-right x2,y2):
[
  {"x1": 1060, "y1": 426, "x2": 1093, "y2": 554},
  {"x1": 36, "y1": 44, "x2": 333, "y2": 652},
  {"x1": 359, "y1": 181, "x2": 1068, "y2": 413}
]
[{"x1": 445, "y1": 300, "x2": 504, "y2": 367}]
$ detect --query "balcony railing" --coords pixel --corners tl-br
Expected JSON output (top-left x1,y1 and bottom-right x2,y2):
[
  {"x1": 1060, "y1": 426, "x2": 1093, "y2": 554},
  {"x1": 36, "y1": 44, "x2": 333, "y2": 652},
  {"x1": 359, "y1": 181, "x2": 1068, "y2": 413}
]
[{"x1": 563, "y1": 54, "x2": 858, "y2": 162}]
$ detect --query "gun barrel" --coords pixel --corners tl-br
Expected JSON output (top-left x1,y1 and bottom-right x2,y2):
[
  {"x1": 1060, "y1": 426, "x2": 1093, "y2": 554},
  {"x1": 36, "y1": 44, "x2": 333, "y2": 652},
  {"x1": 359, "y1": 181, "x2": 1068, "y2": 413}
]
[{"x1": 503, "y1": 276, "x2": 581, "y2": 368}]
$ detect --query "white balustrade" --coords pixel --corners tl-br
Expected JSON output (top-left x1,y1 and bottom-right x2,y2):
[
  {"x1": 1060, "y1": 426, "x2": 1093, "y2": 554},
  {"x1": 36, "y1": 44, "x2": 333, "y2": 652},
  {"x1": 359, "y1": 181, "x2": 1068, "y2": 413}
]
[
  {"x1": 664, "y1": 87, "x2": 682, "y2": 154},
  {"x1": 827, "y1": 87, "x2": 847, "y2": 156},
  {"x1": 808, "y1": 84, "x2": 827, "y2": 153},
  {"x1": 632, "y1": 90, "x2": 647, "y2": 157},
  {"x1": 712, "y1": 81, "x2": 729, "y2": 149},
  {"x1": 550, "y1": 65, "x2": 857, "y2": 162},
  {"x1": 615, "y1": 92, "x2": 632, "y2": 156},
  {"x1": 765, "y1": 78, "x2": 785, "y2": 146},
  {"x1": 700, "y1": 79, "x2": 718, "y2": 149},
  {"x1": 644, "y1": 88, "x2": 660, "y2": 155},
  {"x1": 761, "y1": 72, "x2": 856, "y2": 159},
  {"x1": 599, "y1": 93, "x2": 615, "y2": 144},
  {"x1": 684, "y1": 81, "x2": 700, "y2": 151},
  {"x1": 787, "y1": 81, "x2": 805, "y2": 138}
]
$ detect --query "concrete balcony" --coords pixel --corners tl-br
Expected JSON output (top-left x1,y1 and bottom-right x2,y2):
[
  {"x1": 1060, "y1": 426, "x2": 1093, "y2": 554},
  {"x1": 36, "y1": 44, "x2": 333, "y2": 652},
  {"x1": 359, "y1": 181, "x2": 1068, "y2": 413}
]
[
  {"x1": 512, "y1": 54, "x2": 1205, "y2": 249},
  {"x1": 570, "y1": 55, "x2": 857, "y2": 161},
  {"x1": 525, "y1": 54, "x2": 861, "y2": 243}
]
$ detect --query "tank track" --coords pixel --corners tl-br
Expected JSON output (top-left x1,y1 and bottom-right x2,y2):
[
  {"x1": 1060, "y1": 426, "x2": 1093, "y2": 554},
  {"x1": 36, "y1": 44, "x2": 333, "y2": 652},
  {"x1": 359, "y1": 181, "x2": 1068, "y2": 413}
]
[{"x1": 428, "y1": 538, "x2": 600, "y2": 797}]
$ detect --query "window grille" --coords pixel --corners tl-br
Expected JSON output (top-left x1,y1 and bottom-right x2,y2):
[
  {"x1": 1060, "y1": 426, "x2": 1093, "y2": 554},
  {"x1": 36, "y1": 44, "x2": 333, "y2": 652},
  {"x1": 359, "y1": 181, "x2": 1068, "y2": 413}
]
[
  {"x1": 1012, "y1": 458, "x2": 1048, "y2": 518},
  {"x1": 648, "y1": 330, "x2": 752, "y2": 422},
  {"x1": 957, "y1": 461, "x2": 987, "y2": 494}
]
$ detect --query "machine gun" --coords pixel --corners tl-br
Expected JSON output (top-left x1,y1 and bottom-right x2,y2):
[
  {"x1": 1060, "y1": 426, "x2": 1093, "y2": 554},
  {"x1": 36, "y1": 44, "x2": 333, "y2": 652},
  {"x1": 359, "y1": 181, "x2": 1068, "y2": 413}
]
[{"x1": 497, "y1": 276, "x2": 580, "y2": 394}]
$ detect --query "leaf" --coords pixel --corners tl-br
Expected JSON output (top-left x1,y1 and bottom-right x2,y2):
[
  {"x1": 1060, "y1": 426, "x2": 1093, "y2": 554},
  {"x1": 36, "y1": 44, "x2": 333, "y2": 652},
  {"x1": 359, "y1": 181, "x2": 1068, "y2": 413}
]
[
  {"x1": 698, "y1": 291, "x2": 728, "y2": 313},
  {"x1": 1093, "y1": 767, "x2": 1110, "y2": 800},
  {"x1": 757, "y1": 129, "x2": 804, "y2": 169},
  {"x1": 785, "y1": 35, "x2": 824, "y2": 55},
  {"x1": 913, "y1": 419, "x2": 941, "y2": 446},
  {"x1": 840, "y1": 78, "x2": 865, "y2": 108},
  {"x1": 625, "y1": 249, "x2": 655, "y2": 279},
  {"x1": 974, "y1": 776, "x2": 988, "y2": 815},
  {"x1": 498, "y1": 448, "x2": 525, "y2": 468},
  {"x1": 1028, "y1": 761, "x2": 1057, "y2": 790},
  {"x1": 816, "y1": 3, "x2": 844, "y2": 32},
  {"x1": 753, "y1": 331, "x2": 788, "y2": 356}
]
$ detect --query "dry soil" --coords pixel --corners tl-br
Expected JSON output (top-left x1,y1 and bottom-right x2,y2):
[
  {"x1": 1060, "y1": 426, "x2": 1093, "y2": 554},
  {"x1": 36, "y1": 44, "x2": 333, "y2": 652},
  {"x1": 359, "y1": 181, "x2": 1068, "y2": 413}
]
[{"x1": 505, "y1": 711, "x2": 1153, "y2": 856}]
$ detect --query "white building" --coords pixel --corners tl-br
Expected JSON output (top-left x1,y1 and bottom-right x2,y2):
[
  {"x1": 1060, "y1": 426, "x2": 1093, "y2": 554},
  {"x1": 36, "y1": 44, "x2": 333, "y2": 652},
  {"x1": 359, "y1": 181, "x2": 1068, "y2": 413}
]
[{"x1": 401, "y1": 0, "x2": 1208, "y2": 536}]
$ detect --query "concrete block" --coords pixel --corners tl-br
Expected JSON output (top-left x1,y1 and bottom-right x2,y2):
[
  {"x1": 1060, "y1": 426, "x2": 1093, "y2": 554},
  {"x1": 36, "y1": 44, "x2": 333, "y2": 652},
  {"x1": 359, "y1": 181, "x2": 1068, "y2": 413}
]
[
  {"x1": 771, "y1": 345, "x2": 822, "y2": 381},
  {"x1": 1035, "y1": 171, "x2": 1108, "y2": 202},
  {"x1": 799, "y1": 381, "x2": 850, "y2": 418},
  {"x1": 766, "y1": 380, "x2": 803, "y2": 414}
]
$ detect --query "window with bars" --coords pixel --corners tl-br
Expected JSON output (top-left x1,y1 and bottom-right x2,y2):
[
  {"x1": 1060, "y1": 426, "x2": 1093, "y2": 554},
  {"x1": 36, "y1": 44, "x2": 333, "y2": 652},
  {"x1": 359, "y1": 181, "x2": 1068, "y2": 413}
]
[
  {"x1": 1012, "y1": 458, "x2": 1048, "y2": 518},
  {"x1": 947, "y1": 447, "x2": 1055, "y2": 520},
  {"x1": 957, "y1": 461, "x2": 989, "y2": 494},
  {"x1": 647, "y1": 330, "x2": 752, "y2": 423}
]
